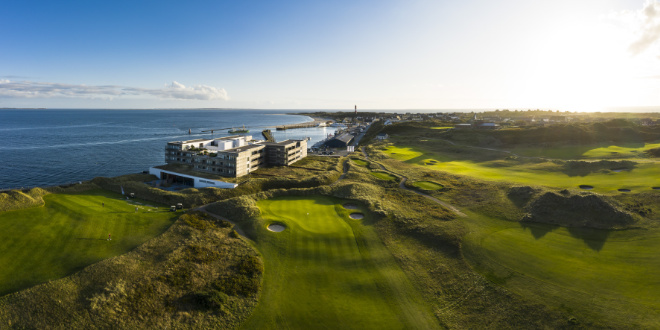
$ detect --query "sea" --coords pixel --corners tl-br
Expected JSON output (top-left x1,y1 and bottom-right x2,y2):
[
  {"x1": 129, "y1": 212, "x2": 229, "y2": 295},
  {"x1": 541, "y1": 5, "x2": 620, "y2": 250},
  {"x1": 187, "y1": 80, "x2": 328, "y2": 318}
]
[{"x1": 0, "y1": 109, "x2": 337, "y2": 190}]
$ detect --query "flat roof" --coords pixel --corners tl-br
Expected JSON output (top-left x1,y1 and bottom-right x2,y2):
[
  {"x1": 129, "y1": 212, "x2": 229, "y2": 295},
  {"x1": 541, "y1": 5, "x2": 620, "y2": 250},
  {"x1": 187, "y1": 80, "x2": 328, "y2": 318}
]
[
  {"x1": 153, "y1": 164, "x2": 243, "y2": 183},
  {"x1": 261, "y1": 139, "x2": 303, "y2": 146},
  {"x1": 230, "y1": 144, "x2": 265, "y2": 153}
]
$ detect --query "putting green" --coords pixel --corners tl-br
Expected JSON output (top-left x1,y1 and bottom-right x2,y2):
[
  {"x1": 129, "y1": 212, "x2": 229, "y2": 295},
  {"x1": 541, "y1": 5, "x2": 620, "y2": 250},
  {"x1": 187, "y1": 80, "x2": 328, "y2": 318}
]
[
  {"x1": 412, "y1": 181, "x2": 443, "y2": 190},
  {"x1": 370, "y1": 171, "x2": 397, "y2": 181},
  {"x1": 0, "y1": 190, "x2": 177, "y2": 296},
  {"x1": 382, "y1": 145, "x2": 660, "y2": 192},
  {"x1": 350, "y1": 158, "x2": 369, "y2": 166},
  {"x1": 462, "y1": 213, "x2": 660, "y2": 328},
  {"x1": 241, "y1": 196, "x2": 436, "y2": 329}
]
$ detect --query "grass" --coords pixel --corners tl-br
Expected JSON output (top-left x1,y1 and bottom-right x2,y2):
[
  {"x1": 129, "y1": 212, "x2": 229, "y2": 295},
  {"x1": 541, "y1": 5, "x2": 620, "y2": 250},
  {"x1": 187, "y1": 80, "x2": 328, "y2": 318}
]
[
  {"x1": 350, "y1": 158, "x2": 369, "y2": 166},
  {"x1": 461, "y1": 212, "x2": 660, "y2": 328},
  {"x1": 412, "y1": 181, "x2": 443, "y2": 190},
  {"x1": 240, "y1": 195, "x2": 437, "y2": 329},
  {"x1": 370, "y1": 171, "x2": 397, "y2": 181},
  {"x1": 430, "y1": 126, "x2": 454, "y2": 130},
  {"x1": 0, "y1": 189, "x2": 177, "y2": 296},
  {"x1": 0, "y1": 211, "x2": 261, "y2": 329},
  {"x1": 381, "y1": 145, "x2": 660, "y2": 193},
  {"x1": 505, "y1": 142, "x2": 660, "y2": 160}
]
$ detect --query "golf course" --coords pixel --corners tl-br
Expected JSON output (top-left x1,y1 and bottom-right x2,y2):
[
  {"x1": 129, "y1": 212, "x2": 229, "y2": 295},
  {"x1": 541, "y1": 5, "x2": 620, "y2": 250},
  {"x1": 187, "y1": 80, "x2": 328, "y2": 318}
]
[
  {"x1": 0, "y1": 190, "x2": 177, "y2": 296},
  {"x1": 461, "y1": 212, "x2": 660, "y2": 328},
  {"x1": 240, "y1": 195, "x2": 437, "y2": 329},
  {"x1": 381, "y1": 144, "x2": 660, "y2": 193}
]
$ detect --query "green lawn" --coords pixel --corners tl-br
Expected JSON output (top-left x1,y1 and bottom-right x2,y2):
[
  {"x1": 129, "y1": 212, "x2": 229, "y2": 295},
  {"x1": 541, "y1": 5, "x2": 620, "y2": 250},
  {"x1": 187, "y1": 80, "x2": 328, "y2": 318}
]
[
  {"x1": 382, "y1": 145, "x2": 660, "y2": 192},
  {"x1": 461, "y1": 212, "x2": 660, "y2": 328},
  {"x1": 511, "y1": 142, "x2": 660, "y2": 159},
  {"x1": 351, "y1": 158, "x2": 369, "y2": 166},
  {"x1": 412, "y1": 181, "x2": 443, "y2": 190},
  {"x1": 430, "y1": 126, "x2": 454, "y2": 130},
  {"x1": 370, "y1": 171, "x2": 397, "y2": 181},
  {"x1": 241, "y1": 196, "x2": 437, "y2": 329},
  {"x1": 0, "y1": 190, "x2": 177, "y2": 296}
]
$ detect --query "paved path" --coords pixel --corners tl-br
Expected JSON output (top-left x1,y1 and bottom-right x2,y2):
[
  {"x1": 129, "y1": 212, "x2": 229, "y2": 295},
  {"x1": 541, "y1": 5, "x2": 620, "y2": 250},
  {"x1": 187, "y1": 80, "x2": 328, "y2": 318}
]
[{"x1": 360, "y1": 147, "x2": 466, "y2": 217}]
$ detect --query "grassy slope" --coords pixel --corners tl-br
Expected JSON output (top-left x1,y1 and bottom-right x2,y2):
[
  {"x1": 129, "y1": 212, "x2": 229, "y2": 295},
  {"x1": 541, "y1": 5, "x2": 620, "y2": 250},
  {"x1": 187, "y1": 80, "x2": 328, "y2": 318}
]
[
  {"x1": 382, "y1": 144, "x2": 660, "y2": 192},
  {"x1": 0, "y1": 212, "x2": 262, "y2": 329},
  {"x1": 370, "y1": 125, "x2": 660, "y2": 327},
  {"x1": 0, "y1": 190, "x2": 177, "y2": 296},
  {"x1": 241, "y1": 195, "x2": 437, "y2": 329},
  {"x1": 462, "y1": 211, "x2": 660, "y2": 328}
]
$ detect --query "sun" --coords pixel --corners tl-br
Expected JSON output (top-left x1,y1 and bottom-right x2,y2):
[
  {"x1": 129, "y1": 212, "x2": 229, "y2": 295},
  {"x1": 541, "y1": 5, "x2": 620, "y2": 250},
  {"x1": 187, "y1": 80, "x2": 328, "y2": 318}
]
[{"x1": 507, "y1": 17, "x2": 652, "y2": 111}]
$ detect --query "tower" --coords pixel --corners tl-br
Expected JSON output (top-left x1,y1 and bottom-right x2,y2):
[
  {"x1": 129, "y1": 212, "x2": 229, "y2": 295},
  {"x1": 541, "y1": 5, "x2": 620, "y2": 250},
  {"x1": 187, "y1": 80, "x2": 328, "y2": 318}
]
[{"x1": 354, "y1": 105, "x2": 357, "y2": 116}]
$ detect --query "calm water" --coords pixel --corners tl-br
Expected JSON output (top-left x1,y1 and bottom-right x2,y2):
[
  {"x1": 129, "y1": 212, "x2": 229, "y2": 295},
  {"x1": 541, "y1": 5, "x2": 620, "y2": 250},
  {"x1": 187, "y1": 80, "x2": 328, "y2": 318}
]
[{"x1": 0, "y1": 109, "x2": 336, "y2": 190}]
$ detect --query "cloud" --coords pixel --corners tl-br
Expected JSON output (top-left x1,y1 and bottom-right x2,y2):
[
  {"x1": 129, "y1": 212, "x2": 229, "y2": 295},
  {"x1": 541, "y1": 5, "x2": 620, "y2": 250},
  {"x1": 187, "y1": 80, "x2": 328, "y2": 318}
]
[
  {"x1": 629, "y1": 0, "x2": 660, "y2": 55},
  {"x1": 0, "y1": 80, "x2": 229, "y2": 101}
]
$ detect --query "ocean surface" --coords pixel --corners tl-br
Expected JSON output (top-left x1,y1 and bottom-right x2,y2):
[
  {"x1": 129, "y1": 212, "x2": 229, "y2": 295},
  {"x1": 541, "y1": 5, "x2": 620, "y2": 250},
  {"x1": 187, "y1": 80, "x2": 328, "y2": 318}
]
[{"x1": 0, "y1": 109, "x2": 336, "y2": 190}]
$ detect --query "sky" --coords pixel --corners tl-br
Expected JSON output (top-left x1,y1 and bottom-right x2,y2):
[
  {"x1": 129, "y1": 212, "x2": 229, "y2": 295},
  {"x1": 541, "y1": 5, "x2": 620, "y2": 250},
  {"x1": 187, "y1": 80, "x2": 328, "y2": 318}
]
[{"x1": 2, "y1": 0, "x2": 660, "y2": 111}]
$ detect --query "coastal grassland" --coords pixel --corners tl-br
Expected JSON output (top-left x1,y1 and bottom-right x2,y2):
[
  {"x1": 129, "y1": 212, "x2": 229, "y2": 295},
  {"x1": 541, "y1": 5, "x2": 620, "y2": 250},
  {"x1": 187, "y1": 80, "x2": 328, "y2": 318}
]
[
  {"x1": 363, "y1": 138, "x2": 660, "y2": 327},
  {"x1": 461, "y1": 211, "x2": 660, "y2": 328},
  {"x1": 506, "y1": 141, "x2": 660, "y2": 159},
  {"x1": 0, "y1": 189, "x2": 177, "y2": 296},
  {"x1": 239, "y1": 195, "x2": 438, "y2": 329},
  {"x1": 208, "y1": 169, "x2": 575, "y2": 328},
  {"x1": 379, "y1": 143, "x2": 660, "y2": 193},
  {"x1": 0, "y1": 187, "x2": 48, "y2": 212},
  {"x1": 0, "y1": 211, "x2": 262, "y2": 329}
]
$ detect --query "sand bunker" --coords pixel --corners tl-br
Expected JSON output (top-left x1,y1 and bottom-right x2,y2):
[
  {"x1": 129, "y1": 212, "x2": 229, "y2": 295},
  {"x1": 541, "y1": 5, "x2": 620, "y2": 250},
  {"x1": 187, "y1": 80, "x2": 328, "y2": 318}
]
[
  {"x1": 618, "y1": 188, "x2": 631, "y2": 192},
  {"x1": 343, "y1": 203, "x2": 359, "y2": 210},
  {"x1": 579, "y1": 185, "x2": 594, "y2": 190},
  {"x1": 349, "y1": 213, "x2": 364, "y2": 220},
  {"x1": 267, "y1": 224, "x2": 286, "y2": 232}
]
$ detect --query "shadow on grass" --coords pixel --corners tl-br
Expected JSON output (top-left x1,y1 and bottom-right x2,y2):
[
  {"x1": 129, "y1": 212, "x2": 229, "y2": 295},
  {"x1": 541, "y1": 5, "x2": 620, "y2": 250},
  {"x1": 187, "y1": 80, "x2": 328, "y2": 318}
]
[
  {"x1": 520, "y1": 222, "x2": 559, "y2": 240},
  {"x1": 520, "y1": 222, "x2": 611, "y2": 251},
  {"x1": 567, "y1": 227, "x2": 611, "y2": 252}
]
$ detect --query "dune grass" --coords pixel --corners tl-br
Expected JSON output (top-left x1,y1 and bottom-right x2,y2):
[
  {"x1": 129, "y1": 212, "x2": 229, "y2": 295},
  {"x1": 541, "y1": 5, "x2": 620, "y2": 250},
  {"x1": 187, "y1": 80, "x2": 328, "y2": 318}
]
[
  {"x1": 382, "y1": 145, "x2": 660, "y2": 193},
  {"x1": 461, "y1": 212, "x2": 660, "y2": 328},
  {"x1": 0, "y1": 190, "x2": 177, "y2": 296},
  {"x1": 240, "y1": 195, "x2": 437, "y2": 329}
]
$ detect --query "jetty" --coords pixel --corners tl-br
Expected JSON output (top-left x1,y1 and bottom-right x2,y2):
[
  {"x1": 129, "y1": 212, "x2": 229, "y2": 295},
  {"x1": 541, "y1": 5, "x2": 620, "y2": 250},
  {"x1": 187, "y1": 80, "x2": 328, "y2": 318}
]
[{"x1": 276, "y1": 119, "x2": 330, "y2": 130}]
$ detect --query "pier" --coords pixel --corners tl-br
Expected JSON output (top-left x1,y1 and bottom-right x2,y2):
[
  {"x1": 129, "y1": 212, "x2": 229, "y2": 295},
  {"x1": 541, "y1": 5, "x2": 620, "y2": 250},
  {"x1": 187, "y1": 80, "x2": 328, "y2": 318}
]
[{"x1": 276, "y1": 120, "x2": 330, "y2": 130}]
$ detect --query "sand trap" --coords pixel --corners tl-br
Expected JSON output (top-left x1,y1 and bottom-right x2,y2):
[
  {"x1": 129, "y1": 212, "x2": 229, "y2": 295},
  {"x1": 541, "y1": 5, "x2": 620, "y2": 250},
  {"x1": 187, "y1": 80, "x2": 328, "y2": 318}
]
[
  {"x1": 349, "y1": 213, "x2": 364, "y2": 220},
  {"x1": 618, "y1": 189, "x2": 631, "y2": 192},
  {"x1": 579, "y1": 185, "x2": 594, "y2": 190},
  {"x1": 267, "y1": 224, "x2": 286, "y2": 232},
  {"x1": 343, "y1": 203, "x2": 359, "y2": 210}
]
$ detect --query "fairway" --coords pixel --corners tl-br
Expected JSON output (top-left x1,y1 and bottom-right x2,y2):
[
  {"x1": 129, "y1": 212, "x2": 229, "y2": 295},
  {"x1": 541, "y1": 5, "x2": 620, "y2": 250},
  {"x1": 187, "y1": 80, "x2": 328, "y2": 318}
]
[
  {"x1": 462, "y1": 213, "x2": 660, "y2": 328},
  {"x1": 241, "y1": 196, "x2": 436, "y2": 329},
  {"x1": 0, "y1": 190, "x2": 177, "y2": 296},
  {"x1": 382, "y1": 145, "x2": 660, "y2": 192}
]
